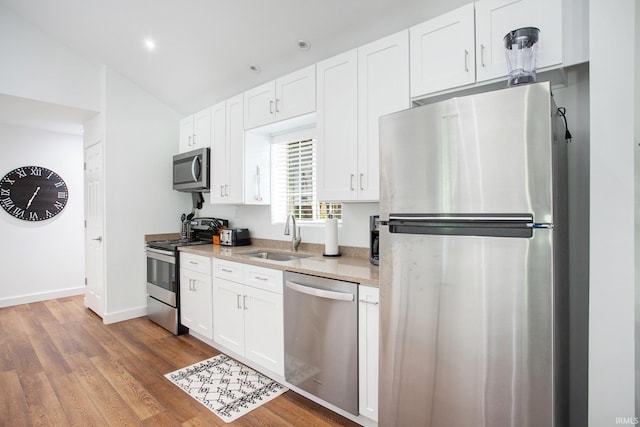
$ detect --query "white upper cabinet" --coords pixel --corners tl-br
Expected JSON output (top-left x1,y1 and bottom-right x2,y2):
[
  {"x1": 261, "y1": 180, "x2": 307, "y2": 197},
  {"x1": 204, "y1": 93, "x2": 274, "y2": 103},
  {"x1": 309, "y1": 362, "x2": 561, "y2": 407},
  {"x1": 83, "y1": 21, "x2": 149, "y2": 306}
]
[
  {"x1": 410, "y1": 4, "x2": 475, "y2": 96},
  {"x1": 358, "y1": 30, "x2": 410, "y2": 201},
  {"x1": 475, "y1": 0, "x2": 563, "y2": 83},
  {"x1": 318, "y1": 31, "x2": 410, "y2": 202},
  {"x1": 210, "y1": 94, "x2": 244, "y2": 204},
  {"x1": 244, "y1": 65, "x2": 316, "y2": 130},
  {"x1": 410, "y1": 0, "x2": 564, "y2": 99},
  {"x1": 179, "y1": 107, "x2": 211, "y2": 153},
  {"x1": 316, "y1": 49, "x2": 359, "y2": 202}
]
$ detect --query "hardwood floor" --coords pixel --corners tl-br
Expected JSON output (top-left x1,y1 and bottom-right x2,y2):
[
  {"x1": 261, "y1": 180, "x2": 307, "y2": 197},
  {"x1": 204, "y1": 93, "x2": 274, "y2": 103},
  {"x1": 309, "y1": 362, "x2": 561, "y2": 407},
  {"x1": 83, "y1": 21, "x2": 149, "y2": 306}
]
[{"x1": 0, "y1": 296, "x2": 359, "y2": 426}]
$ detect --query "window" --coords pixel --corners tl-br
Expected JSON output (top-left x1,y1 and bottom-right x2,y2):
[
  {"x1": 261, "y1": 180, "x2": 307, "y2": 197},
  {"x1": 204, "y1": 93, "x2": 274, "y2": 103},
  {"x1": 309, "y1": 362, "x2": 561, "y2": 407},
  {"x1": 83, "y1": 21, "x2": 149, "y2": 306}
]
[{"x1": 271, "y1": 132, "x2": 341, "y2": 224}]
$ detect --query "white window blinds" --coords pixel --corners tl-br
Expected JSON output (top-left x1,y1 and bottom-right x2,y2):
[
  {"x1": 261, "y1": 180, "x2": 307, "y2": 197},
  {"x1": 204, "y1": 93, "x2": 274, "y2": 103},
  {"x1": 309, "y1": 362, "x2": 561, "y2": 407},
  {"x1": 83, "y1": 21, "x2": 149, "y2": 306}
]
[{"x1": 271, "y1": 137, "x2": 341, "y2": 223}]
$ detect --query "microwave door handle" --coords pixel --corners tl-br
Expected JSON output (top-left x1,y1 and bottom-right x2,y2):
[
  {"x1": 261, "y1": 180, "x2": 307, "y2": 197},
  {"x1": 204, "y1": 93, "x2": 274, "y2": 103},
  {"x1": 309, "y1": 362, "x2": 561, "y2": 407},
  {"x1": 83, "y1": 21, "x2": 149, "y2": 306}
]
[{"x1": 191, "y1": 156, "x2": 200, "y2": 182}]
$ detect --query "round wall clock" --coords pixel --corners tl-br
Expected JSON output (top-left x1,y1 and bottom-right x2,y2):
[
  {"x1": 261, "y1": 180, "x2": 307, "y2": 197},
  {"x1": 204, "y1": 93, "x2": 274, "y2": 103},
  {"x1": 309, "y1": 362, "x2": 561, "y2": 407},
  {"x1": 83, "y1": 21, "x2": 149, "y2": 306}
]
[{"x1": 0, "y1": 166, "x2": 69, "y2": 221}]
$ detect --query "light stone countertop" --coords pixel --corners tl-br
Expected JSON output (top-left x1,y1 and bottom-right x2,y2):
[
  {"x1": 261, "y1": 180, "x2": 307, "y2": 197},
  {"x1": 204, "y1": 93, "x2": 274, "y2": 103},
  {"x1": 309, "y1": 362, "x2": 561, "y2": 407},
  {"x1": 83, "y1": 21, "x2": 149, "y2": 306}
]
[{"x1": 179, "y1": 238, "x2": 379, "y2": 287}]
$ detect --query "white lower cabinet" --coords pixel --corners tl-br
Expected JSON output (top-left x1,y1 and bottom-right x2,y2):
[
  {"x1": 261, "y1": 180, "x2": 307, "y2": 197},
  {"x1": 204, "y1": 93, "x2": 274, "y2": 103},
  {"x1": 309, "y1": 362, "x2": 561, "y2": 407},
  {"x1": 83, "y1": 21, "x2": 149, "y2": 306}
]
[
  {"x1": 212, "y1": 259, "x2": 284, "y2": 376},
  {"x1": 358, "y1": 285, "x2": 379, "y2": 421},
  {"x1": 180, "y1": 253, "x2": 213, "y2": 339}
]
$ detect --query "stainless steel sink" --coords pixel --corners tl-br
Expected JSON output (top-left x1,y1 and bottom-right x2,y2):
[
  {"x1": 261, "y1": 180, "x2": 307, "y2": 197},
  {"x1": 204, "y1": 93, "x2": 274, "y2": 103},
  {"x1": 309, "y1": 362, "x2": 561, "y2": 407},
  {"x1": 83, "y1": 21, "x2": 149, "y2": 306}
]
[{"x1": 241, "y1": 251, "x2": 310, "y2": 262}]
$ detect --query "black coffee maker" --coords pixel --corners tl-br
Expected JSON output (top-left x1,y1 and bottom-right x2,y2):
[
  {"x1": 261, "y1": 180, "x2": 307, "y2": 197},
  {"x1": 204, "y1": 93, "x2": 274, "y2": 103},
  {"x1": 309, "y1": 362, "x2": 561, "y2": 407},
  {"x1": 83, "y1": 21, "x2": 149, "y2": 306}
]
[{"x1": 370, "y1": 215, "x2": 380, "y2": 265}]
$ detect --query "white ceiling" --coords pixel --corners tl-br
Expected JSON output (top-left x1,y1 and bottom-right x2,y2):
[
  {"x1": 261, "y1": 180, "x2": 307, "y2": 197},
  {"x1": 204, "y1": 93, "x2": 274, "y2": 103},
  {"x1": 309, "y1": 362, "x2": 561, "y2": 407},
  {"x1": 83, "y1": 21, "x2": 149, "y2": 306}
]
[{"x1": 0, "y1": 0, "x2": 466, "y2": 118}]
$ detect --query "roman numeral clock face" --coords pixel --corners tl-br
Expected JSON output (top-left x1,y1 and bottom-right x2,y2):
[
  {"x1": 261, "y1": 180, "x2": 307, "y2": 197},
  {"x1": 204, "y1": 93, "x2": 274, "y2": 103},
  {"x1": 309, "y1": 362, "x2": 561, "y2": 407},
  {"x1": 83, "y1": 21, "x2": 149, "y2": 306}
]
[{"x1": 0, "y1": 166, "x2": 69, "y2": 221}]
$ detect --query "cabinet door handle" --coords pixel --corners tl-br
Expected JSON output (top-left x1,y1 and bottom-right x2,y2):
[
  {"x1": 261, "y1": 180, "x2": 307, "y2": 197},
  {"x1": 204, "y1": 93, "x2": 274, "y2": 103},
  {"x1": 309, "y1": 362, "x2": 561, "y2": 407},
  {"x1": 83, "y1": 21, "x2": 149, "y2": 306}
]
[
  {"x1": 243, "y1": 295, "x2": 248, "y2": 310},
  {"x1": 220, "y1": 185, "x2": 224, "y2": 197},
  {"x1": 359, "y1": 299, "x2": 379, "y2": 305},
  {"x1": 480, "y1": 44, "x2": 486, "y2": 68},
  {"x1": 224, "y1": 184, "x2": 229, "y2": 197},
  {"x1": 237, "y1": 294, "x2": 242, "y2": 309},
  {"x1": 360, "y1": 173, "x2": 364, "y2": 190},
  {"x1": 275, "y1": 98, "x2": 280, "y2": 113},
  {"x1": 464, "y1": 49, "x2": 469, "y2": 72},
  {"x1": 350, "y1": 174, "x2": 355, "y2": 191},
  {"x1": 269, "y1": 100, "x2": 274, "y2": 114}
]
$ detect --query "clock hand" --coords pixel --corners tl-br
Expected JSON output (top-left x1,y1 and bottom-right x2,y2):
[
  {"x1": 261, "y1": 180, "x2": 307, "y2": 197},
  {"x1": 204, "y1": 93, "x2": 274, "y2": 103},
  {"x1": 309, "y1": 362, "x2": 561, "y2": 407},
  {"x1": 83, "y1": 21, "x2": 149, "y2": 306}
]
[{"x1": 26, "y1": 186, "x2": 40, "y2": 209}]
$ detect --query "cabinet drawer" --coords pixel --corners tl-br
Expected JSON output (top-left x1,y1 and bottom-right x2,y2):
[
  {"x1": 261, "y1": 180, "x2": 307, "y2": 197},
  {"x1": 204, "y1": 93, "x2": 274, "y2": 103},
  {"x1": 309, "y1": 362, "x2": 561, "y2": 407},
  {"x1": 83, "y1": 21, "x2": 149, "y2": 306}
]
[
  {"x1": 180, "y1": 253, "x2": 211, "y2": 275},
  {"x1": 244, "y1": 265, "x2": 284, "y2": 294},
  {"x1": 213, "y1": 259, "x2": 244, "y2": 282}
]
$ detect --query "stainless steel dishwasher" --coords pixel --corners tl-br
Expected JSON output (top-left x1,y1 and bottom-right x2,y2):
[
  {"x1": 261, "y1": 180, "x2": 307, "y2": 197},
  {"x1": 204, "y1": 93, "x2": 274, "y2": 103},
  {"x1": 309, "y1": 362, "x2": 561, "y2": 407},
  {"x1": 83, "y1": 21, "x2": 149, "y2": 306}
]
[{"x1": 283, "y1": 271, "x2": 358, "y2": 415}]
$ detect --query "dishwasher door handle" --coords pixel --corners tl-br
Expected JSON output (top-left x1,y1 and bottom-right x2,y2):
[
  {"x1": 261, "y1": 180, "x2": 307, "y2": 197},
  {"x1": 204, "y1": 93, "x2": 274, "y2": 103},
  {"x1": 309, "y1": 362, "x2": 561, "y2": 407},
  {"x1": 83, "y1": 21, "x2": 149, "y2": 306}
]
[{"x1": 285, "y1": 280, "x2": 354, "y2": 302}]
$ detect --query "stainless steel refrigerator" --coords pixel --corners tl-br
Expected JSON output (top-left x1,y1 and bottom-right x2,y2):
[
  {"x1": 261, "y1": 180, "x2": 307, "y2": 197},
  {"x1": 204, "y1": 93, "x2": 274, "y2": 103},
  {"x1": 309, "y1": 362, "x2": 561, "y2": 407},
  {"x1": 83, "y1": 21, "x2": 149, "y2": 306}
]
[{"x1": 378, "y1": 82, "x2": 568, "y2": 427}]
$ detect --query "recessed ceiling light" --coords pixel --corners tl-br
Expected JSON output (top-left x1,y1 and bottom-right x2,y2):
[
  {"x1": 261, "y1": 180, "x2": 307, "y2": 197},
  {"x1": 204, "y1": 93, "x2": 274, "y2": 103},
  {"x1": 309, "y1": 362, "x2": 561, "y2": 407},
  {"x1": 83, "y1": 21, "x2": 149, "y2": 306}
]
[
  {"x1": 249, "y1": 65, "x2": 261, "y2": 73},
  {"x1": 297, "y1": 39, "x2": 310, "y2": 50},
  {"x1": 144, "y1": 38, "x2": 156, "y2": 51}
]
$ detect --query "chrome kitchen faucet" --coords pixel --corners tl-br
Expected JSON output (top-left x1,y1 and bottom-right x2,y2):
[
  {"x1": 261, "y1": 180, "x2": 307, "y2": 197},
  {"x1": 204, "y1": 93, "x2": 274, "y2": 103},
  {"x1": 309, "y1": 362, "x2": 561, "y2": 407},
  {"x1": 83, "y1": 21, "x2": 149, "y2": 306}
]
[{"x1": 284, "y1": 213, "x2": 301, "y2": 252}]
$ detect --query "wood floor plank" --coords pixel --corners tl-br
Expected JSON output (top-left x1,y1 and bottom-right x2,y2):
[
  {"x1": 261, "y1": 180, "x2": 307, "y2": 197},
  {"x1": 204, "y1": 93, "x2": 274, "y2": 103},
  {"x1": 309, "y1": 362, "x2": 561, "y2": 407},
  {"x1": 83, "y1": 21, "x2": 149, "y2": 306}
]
[
  {"x1": 7, "y1": 334, "x2": 44, "y2": 376},
  {"x1": 28, "y1": 332, "x2": 73, "y2": 378},
  {"x1": 47, "y1": 371, "x2": 107, "y2": 426},
  {"x1": 91, "y1": 354, "x2": 165, "y2": 421},
  {"x1": 63, "y1": 321, "x2": 109, "y2": 359},
  {"x1": 20, "y1": 371, "x2": 69, "y2": 426},
  {"x1": 147, "y1": 334, "x2": 216, "y2": 371},
  {"x1": 39, "y1": 318, "x2": 82, "y2": 356},
  {"x1": 121, "y1": 355, "x2": 218, "y2": 424},
  {"x1": 104, "y1": 322, "x2": 177, "y2": 374},
  {"x1": 0, "y1": 371, "x2": 31, "y2": 427},
  {"x1": 80, "y1": 315, "x2": 136, "y2": 361},
  {"x1": 44, "y1": 298, "x2": 86, "y2": 324},
  {"x1": 65, "y1": 352, "x2": 143, "y2": 427}
]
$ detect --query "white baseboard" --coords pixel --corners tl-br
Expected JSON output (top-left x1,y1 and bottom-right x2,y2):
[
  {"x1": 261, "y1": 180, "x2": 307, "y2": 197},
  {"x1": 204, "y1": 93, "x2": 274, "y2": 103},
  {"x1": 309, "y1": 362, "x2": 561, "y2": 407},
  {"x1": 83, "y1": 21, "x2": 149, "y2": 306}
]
[
  {"x1": 102, "y1": 305, "x2": 147, "y2": 324},
  {"x1": 0, "y1": 287, "x2": 85, "y2": 308}
]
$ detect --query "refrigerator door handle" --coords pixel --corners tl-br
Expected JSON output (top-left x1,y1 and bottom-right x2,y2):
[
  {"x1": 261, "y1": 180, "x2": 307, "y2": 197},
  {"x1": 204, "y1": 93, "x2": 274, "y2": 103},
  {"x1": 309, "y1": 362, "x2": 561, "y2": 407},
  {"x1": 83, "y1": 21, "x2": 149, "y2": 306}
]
[
  {"x1": 386, "y1": 213, "x2": 540, "y2": 238},
  {"x1": 389, "y1": 214, "x2": 534, "y2": 223}
]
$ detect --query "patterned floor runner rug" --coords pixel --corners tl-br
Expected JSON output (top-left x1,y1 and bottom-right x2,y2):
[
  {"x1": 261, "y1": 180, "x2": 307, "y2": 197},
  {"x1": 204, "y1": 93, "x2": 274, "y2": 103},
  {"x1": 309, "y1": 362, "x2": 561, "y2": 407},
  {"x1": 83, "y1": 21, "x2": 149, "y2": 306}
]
[{"x1": 165, "y1": 354, "x2": 288, "y2": 423}]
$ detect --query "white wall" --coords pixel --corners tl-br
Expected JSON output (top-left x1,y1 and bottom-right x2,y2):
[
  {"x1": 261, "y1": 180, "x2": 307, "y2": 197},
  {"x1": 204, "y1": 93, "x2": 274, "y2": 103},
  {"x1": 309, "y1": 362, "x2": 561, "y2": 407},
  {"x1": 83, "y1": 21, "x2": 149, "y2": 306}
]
[
  {"x1": 0, "y1": 5, "x2": 100, "y2": 112},
  {"x1": 0, "y1": 124, "x2": 85, "y2": 306},
  {"x1": 198, "y1": 202, "x2": 378, "y2": 248},
  {"x1": 101, "y1": 68, "x2": 189, "y2": 321},
  {"x1": 589, "y1": 0, "x2": 637, "y2": 425}
]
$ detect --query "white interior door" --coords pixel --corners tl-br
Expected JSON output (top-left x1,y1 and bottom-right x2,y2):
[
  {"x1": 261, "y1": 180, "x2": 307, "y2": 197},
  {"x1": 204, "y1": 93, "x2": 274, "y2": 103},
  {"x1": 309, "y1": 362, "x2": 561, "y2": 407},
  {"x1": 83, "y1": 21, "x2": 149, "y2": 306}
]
[{"x1": 84, "y1": 141, "x2": 105, "y2": 317}]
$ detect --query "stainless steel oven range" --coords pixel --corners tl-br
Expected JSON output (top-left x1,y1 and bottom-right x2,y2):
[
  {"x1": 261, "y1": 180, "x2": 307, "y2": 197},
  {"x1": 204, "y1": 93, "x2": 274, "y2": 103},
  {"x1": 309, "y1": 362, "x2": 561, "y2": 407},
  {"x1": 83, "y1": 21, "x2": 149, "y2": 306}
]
[{"x1": 145, "y1": 217, "x2": 227, "y2": 334}]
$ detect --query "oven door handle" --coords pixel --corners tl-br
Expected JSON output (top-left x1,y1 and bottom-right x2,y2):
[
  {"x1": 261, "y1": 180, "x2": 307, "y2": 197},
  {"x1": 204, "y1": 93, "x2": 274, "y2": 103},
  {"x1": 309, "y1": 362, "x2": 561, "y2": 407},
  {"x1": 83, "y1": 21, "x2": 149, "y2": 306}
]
[
  {"x1": 285, "y1": 280, "x2": 354, "y2": 302},
  {"x1": 145, "y1": 249, "x2": 175, "y2": 264}
]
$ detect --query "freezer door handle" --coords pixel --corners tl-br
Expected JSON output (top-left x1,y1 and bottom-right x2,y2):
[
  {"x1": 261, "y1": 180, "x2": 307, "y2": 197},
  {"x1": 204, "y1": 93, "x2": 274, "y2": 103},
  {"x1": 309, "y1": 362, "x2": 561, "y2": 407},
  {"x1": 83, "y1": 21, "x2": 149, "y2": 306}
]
[
  {"x1": 387, "y1": 213, "x2": 540, "y2": 238},
  {"x1": 285, "y1": 280, "x2": 354, "y2": 302},
  {"x1": 388, "y1": 214, "x2": 533, "y2": 223}
]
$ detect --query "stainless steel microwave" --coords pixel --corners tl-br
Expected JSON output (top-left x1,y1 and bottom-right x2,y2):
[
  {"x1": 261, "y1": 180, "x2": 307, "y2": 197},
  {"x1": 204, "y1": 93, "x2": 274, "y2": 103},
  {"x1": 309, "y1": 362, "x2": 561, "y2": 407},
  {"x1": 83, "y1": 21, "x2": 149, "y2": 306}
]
[{"x1": 173, "y1": 147, "x2": 210, "y2": 192}]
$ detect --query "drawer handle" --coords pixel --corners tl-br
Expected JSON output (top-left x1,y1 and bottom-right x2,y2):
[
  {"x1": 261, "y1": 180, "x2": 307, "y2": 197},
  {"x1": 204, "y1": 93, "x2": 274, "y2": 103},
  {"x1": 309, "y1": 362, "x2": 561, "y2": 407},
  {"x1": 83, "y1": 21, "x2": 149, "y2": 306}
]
[
  {"x1": 254, "y1": 276, "x2": 268, "y2": 281},
  {"x1": 221, "y1": 268, "x2": 233, "y2": 273},
  {"x1": 358, "y1": 299, "x2": 379, "y2": 305},
  {"x1": 188, "y1": 261, "x2": 198, "y2": 265}
]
